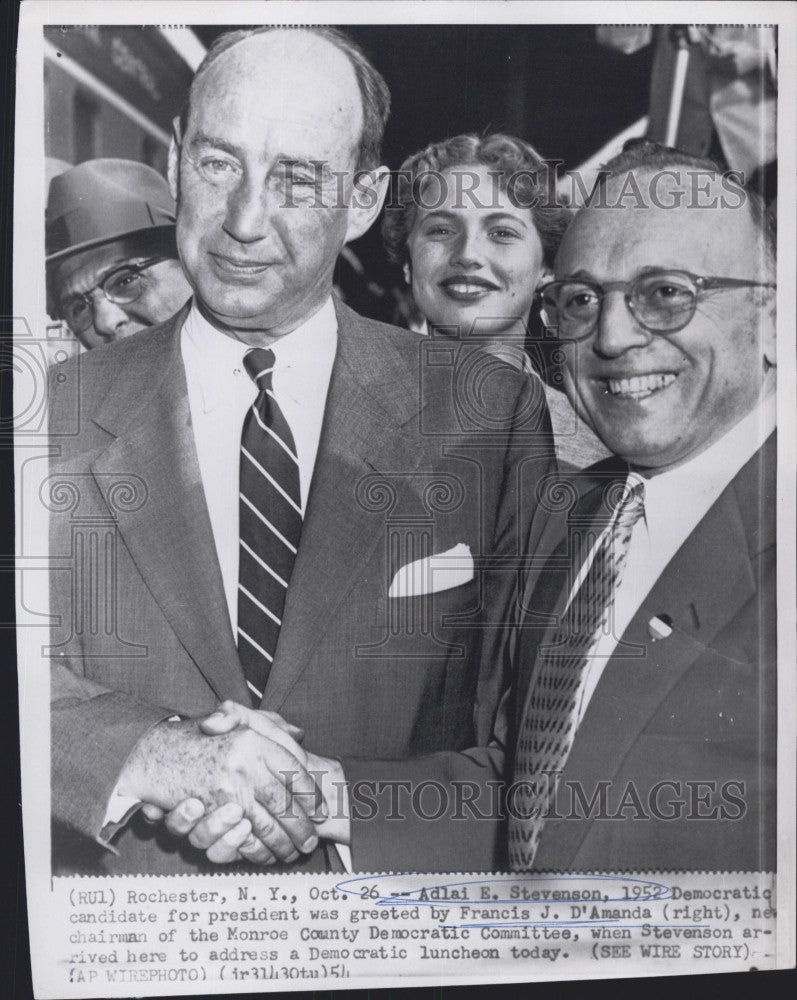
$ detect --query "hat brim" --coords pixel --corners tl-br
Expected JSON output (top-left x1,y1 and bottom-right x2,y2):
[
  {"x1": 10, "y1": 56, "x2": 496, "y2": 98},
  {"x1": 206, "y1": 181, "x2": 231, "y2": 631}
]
[{"x1": 45, "y1": 222, "x2": 177, "y2": 266}]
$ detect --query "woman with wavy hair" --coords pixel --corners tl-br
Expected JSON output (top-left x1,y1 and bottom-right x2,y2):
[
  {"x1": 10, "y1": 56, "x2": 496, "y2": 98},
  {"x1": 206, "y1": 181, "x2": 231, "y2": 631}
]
[{"x1": 383, "y1": 132, "x2": 607, "y2": 469}]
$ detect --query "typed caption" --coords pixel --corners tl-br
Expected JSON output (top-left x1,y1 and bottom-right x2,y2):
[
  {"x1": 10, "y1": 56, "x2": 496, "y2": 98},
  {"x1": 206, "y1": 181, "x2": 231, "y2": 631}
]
[{"x1": 35, "y1": 870, "x2": 778, "y2": 995}]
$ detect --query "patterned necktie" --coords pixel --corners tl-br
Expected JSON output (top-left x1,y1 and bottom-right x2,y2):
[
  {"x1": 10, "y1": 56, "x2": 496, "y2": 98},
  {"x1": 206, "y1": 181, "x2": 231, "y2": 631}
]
[
  {"x1": 508, "y1": 479, "x2": 645, "y2": 870},
  {"x1": 237, "y1": 348, "x2": 303, "y2": 704}
]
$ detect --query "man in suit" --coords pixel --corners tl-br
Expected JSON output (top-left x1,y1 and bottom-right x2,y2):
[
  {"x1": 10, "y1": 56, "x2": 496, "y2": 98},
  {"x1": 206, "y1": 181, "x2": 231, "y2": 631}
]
[
  {"x1": 49, "y1": 26, "x2": 552, "y2": 874},
  {"x1": 297, "y1": 141, "x2": 775, "y2": 873},
  {"x1": 507, "y1": 144, "x2": 777, "y2": 872}
]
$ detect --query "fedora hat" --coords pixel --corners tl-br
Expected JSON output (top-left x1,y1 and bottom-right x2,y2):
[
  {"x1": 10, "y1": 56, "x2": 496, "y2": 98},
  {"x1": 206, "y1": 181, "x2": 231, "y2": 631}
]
[{"x1": 46, "y1": 158, "x2": 176, "y2": 264}]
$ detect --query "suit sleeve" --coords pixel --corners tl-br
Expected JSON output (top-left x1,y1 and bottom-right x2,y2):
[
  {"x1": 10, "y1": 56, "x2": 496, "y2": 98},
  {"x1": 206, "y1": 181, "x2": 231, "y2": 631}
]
[
  {"x1": 48, "y1": 363, "x2": 174, "y2": 844},
  {"x1": 344, "y1": 743, "x2": 506, "y2": 872},
  {"x1": 51, "y1": 660, "x2": 173, "y2": 842},
  {"x1": 344, "y1": 369, "x2": 555, "y2": 872}
]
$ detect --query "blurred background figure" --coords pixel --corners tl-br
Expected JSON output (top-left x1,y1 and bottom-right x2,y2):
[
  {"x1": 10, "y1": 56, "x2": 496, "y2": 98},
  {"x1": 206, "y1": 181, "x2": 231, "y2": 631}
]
[
  {"x1": 597, "y1": 25, "x2": 777, "y2": 202},
  {"x1": 382, "y1": 132, "x2": 609, "y2": 470},
  {"x1": 46, "y1": 159, "x2": 191, "y2": 350}
]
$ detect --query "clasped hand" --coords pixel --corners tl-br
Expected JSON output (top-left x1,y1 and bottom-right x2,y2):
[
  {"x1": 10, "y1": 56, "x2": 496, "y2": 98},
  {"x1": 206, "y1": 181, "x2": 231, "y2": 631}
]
[{"x1": 118, "y1": 701, "x2": 343, "y2": 866}]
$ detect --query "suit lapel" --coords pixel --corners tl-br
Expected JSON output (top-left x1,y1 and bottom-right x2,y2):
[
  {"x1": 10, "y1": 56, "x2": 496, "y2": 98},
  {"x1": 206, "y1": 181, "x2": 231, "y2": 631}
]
[
  {"x1": 264, "y1": 302, "x2": 425, "y2": 710},
  {"x1": 534, "y1": 442, "x2": 772, "y2": 869},
  {"x1": 89, "y1": 314, "x2": 249, "y2": 704},
  {"x1": 513, "y1": 460, "x2": 628, "y2": 729}
]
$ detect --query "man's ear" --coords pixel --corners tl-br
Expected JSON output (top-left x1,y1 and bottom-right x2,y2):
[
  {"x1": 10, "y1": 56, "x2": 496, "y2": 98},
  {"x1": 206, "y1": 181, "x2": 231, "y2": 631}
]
[
  {"x1": 167, "y1": 118, "x2": 182, "y2": 203},
  {"x1": 344, "y1": 166, "x2": 390, "y2": 244}
]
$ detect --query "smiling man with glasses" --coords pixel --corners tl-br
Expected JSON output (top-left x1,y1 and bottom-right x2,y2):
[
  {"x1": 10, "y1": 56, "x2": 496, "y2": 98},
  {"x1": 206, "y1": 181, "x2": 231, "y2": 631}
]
[
  {"x1": 537, "y1": 150, "x2": 776, "y2": 473},
  {"x1": 502, "y1": 141, "x2": 778, "y2": 872},
  {"x1": 46, "y1": 159, "x2": 192, "y2": 350}
]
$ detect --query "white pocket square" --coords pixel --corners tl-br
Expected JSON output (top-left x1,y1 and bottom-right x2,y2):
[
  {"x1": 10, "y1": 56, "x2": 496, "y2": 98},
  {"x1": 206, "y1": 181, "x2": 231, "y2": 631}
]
[{"x1": 388, "y1": 543, "x2": 474, "y2": 599}]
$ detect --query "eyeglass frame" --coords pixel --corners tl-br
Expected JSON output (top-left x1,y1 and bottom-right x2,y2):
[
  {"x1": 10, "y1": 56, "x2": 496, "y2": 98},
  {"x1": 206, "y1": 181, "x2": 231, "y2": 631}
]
[
  {"x1": 537, "y1": 269, "x2": 777, "y2": 341},
  {"x1": 57, "y1": 256, "x2": 171, "y2": 334}
]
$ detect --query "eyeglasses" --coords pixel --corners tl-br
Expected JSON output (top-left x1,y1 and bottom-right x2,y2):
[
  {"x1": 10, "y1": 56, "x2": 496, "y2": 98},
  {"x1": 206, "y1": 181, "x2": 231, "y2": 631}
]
[
  {"x1": 58, "y1": 257, "x2": 169, "y2": 334},
  {"x1": 538, "y1": 269, "x2": 776, "y2": 341}
]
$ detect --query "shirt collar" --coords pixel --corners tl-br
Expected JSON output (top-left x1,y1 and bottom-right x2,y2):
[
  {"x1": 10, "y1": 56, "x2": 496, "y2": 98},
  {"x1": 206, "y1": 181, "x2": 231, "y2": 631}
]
[
  {"x1": 181, "y1": 296, "x2": 338, "y2": 413},
  {"x1": 635, "y1": 391, "x2": 777, "y2": 542}
]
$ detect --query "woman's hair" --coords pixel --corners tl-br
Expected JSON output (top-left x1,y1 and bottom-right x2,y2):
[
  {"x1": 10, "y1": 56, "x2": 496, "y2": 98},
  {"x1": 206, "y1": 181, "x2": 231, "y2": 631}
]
[{"x1": 382, "y1": 132, "x2": 572, "y2": 268}]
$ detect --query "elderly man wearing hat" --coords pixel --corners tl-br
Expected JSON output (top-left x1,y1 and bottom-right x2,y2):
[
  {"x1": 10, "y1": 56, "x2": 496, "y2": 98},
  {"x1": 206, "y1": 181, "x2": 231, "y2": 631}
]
[{"x1": 46, "y1": 158, "x2": 191, "y2": 350}]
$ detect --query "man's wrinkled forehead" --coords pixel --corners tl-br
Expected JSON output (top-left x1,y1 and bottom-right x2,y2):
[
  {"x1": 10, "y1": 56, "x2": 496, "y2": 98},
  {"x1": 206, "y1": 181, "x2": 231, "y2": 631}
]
[
  {"x1": 186, "y1": 31, "x2": 362, "y2": 156},
  {"x1": 51, "y1": 237, "x2": 150, "y2": 297},
  {"x1": 557, "y1": 169, "x2": 755, "y2": 278}
]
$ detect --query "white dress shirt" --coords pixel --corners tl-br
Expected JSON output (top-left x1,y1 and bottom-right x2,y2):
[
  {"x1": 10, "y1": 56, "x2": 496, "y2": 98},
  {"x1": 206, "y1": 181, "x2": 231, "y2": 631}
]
[
  {"x1": 181, "y1": 298, "x2": 337, "y2": 634},
  {"x1": 567, "y1": 392, "x2": 777, "y2": 724}
]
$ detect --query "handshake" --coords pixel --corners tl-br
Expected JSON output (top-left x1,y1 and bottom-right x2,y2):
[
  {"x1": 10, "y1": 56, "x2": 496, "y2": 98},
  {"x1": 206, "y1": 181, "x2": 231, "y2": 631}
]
[{"x1": 116, "y1": 701, "x2": 349, "y2": 865}]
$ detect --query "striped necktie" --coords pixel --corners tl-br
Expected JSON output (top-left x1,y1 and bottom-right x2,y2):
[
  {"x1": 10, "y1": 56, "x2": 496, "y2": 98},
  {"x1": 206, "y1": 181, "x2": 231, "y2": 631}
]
[
  {"x1": 508, "y1": 479, "x2": 645, "y2": 870},
  {"x1": 237, "y1": 348, "x2": 303, "y2": 705}
]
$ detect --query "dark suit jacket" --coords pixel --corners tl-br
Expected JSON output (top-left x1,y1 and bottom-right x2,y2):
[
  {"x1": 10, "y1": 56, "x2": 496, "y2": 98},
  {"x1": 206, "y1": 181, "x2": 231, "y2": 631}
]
[
  {"x1": 354, "y1": 436, "x2": 776, "y2": 873},
  {"x1": 49, "y1": 298, "x2": 554, "y2": 874}
]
